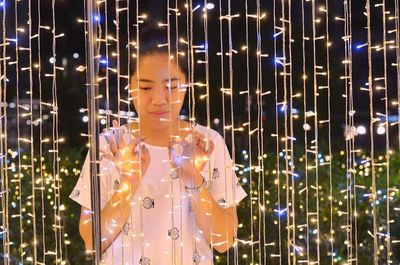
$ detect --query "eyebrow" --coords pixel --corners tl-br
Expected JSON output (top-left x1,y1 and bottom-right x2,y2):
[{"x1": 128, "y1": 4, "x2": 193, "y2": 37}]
[{"x1": 138, "y1": 77, "x2": 181, "y2": 83}]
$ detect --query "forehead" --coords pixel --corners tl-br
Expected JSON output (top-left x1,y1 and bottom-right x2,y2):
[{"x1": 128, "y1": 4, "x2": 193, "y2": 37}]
[{"x1": 134, "y1": 53, "x2": 186, "y2": 81}]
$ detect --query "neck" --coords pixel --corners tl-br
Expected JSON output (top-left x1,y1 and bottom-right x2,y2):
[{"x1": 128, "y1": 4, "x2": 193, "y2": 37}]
[{"x1": 130, "y1": 119, "x2": 192, "y2": 147}]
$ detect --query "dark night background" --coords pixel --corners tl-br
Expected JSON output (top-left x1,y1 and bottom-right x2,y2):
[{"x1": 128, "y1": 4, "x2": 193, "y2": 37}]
[
  {"x1": 2, "y1": 0, "x2": 395, "y2": 151},
  {"x1": 1, "y1": 0, "x2": 400, "y2": 264}
]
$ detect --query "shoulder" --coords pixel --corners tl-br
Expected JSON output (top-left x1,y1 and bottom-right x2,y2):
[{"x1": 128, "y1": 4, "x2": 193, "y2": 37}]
[{"x1": 192, "y1": 123, "x2": 225, "y2": 146}]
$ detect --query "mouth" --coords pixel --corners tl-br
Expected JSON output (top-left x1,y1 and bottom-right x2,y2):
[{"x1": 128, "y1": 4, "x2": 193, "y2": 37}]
[{"x1": 149, "y1": 111, "x2": 170, "y2": 118}]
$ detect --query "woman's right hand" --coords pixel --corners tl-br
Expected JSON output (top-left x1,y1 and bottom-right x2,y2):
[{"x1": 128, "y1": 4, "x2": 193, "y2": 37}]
[{"x1": 102, "y1": 120, "x2": 150, "y2": 181}]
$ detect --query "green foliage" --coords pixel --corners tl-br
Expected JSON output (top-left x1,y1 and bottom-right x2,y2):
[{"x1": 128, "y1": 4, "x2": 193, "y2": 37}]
[{"x1": 5, "y1": 148, "x2": 400, "y2": 264}]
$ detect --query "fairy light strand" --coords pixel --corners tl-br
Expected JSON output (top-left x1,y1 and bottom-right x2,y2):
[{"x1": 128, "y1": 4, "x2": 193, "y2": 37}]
[
  {"x1": 272, "y1": 0, "x2": 283, "y2": 263},
  {"x1": 14, "y1": 0, "x2": 25, "y2": 261},
  {"x1": 323, "y1": 0, "x2": 334, "y2": 263},
  {"x1": 380, "y1": 0, "x2": 392, "y2": 262},
  {"x1": 301, "y1": 0, "x2": 310, "y2": 262},
  {"x1": 366, "y1": 0, "x2": 379, "y2": 263},
  {"x1": 311, "y1": 0, "x2": 321, "y2": 262},
  {"x1": 287, "y1": 0, "x2": 296, "y2": 263},
  {"x1": 255, "y1": 1, "x2": 267, "y2": 264},
  {"x1": 27, "y1": 0, "x2": 38, "y2": 262},
  {"x1": 243, "y1": 1, "x2": 255, "y2": 263}
]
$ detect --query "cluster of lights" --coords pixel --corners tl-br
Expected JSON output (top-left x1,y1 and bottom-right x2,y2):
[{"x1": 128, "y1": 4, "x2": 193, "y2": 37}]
[{"x1": 1, "y1": 0, "x2": 399, "y2": 264}]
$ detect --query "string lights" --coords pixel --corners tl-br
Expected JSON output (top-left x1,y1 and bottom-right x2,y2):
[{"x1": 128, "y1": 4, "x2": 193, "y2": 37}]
[{"x1": 0, "y1": 0, "x2": 399, "y2": 264}]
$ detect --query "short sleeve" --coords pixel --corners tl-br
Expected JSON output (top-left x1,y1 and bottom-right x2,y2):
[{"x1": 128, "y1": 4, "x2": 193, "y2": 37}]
[
  {"x1": 69, "y1": 134, "x2": 120, "y2": 210},
  {"x1": 205, "y1": 133, "x2": 247, "y2": 209}
]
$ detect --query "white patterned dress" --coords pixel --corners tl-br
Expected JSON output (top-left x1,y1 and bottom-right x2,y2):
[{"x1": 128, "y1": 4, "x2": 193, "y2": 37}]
[{"x1": 69, "y1": 123, "x2": 247, "y2": 265}]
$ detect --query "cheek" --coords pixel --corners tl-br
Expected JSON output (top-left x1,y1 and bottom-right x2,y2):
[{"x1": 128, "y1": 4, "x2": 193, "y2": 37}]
[{"x1": 132, "y1": 93, "x2": 149, "y2": 113}]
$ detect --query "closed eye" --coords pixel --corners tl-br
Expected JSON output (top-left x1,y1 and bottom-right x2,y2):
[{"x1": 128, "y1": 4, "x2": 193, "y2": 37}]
[{"x1": 140, "y1": 87, "x2": 152, "y2": 91}]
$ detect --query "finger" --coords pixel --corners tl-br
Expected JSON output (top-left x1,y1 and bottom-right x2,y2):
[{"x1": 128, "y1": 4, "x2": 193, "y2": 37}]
[
  {"x1": 207, "y1": 140, "x2": 215, "y2": 155},
  {"x1": 140, "y1": 144, "x2": 149, "y2": 160},
  {"x1": 193, "y1": 130, "x2": 206, "y2": 141},
  {"x1": 108, "y1": 135, "x2": 118, "y2": 155},
  {"x1": 129, "y1": 137, "x2": 143, "y2": 154},
  {"x1": 168, "y1": 144, "x2": 178, "y2": 165},
  {"x1": 101, "y1": 154, "x2": 115, "y2": 162}
]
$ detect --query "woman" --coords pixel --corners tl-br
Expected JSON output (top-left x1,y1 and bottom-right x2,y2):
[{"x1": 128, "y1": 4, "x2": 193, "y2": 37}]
[{"x1": 69, "y1": 28, "x2": 247, "y2": 264}]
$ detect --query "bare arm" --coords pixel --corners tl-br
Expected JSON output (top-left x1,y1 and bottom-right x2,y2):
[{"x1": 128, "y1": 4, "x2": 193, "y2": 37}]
[
  {"x1": 79, "y1": 177, "x2": 140, "y2": 254},
  {"x1": 191, "y1": 173, "x2": 238, "y2": 253},
  {"x1": 78, "y1": 122, "x2": 150, "y2": 254}
]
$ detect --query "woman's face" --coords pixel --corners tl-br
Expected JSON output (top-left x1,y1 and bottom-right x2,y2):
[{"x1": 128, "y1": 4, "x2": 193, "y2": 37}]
[{"x1": 130, "y1": 53, "x2": 187, "y2": 130}]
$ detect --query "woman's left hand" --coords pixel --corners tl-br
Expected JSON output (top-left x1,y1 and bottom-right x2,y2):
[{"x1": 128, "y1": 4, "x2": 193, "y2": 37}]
[{"x1": 168, "y1": 130, "x2": 215, "y2": 187}]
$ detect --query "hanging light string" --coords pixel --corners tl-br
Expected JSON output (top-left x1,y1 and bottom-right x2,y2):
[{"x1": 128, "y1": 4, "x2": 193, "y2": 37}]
[
  {"x1": 14, "y1": 0, "x2": 25, "y2": 262},
  {"x1": 300, "y1": 0, "x2": 310, "y2": 263},
  {"x1": 0, "y1": 0, "x2": 11, "y2": 262},
  {"x1": 126, "y1": 0, "x2": 134, "y2": 263},
  {"x1": 396, "y1": 0, "x2": 400, "y2": 150},
  {"x1": 379, "y1": 0, "x2": 392, "y2": 262},
  {"x1": 216, "y1": 0, "x2": 224, "y2": 262},
  {"x1": 201, "y1": 1, "x2": 218, "y2": 264},
  {"x1": 36, "y1": 0, "x2": 48, "y2": 262},
  {"x1": 272, "y1": 0, "x2": 283, "y2": 263},
  {"x1": 343, "y1": 0, "x2": 356, "y2": 262},
  {"x1": 27, "y1": 0, "x2": 38, "y2": 262},
  {"x1": 185, "y1": 0, "x2": 198, "y2": 261},
  {"x1": 101, "y1": 0, "x2": 116, "y2": 262},
  {"x1": 115, "y1": 0, "x2": 126, "y2": 262},
  {"x1": 51, "y1": 0, "x2": 64, "y2": 261},
  {"x1": 227, "y1": 0, "x2": 242, "y2": 263},
  {"x1": 134, "y1": 0, "x2": 146, "y2": 261},
  {"x1": 243, "y1": 0, "x2": 255, "y2": 263},
  {"x1": 311, "y1": 0, "x2": 321, "y2": 262},
  {"x1": 172, "y1": 2, "x2": 185, "y2": 263},
  {"x1": 255, "y1": 0, "x2": 266, "y2": 264},
  {"x1": 165, "y1": 0, "x2": 178, "y2": 262},
  {"x1": 366, "y1": 0, "x2": 379, "y2": 263},
  {"x1": 287, "y1": 0, "x2": 297, "y2": 263},
  {"x1": 280, "y1": 0, "x2": 292, "y2": 262},
  {"x1": 323, "y1": 0, "x2": 334, "y2": 263}
]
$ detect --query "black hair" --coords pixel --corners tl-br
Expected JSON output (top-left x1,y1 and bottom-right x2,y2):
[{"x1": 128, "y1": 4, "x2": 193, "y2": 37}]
[{"x1": 130, "y1": 27, "x2": 189, "y2": 79}]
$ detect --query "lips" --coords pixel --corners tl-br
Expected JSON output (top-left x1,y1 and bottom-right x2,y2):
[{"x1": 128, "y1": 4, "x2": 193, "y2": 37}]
[{"x1": 149, "y1": 111, "x2": 169, "y2": 118}]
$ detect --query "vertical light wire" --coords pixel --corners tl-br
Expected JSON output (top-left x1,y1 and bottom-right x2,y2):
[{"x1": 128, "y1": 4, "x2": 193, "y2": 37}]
[
  {"x1": 51, "y1": 0, "x2": 63, "y2": 261},
  {"x1": 272, "y1": 0, "x2": 283, "y2": 263},
  {"x1": 134, "y1": 0, "x2": 146, "y2": 261},
  {"x1": 186, "y1": 0, "x2": 198, "y2": 261},
  {"x1": 396, "y1": 0, "x2": 400, "y2": 150},
  {"x1": 0, "y1": 0, "x2": 10, "y2": 263},
  {"x1": 202, "y1": 1, "x2": 217, "y2": 264},
  {"x1": 280, "y1": 0, "x2": 291, "y2": 262},
  {"x1": 287, "y1": 0, "x2": 296, "y2": 263},
  {"x1": 323, "y1": 1, "x2": 334, "y2": 263},
  {"x1": 366, "y1": 0, "x2": 379, "y2": 263},
  {"x1": 243, "y1": 1, "x2": 255, "y2": 263},
  {"x1": 256, "y1": 0, "x2": 267, "y2": 263},
  {"x1": 343, "y1": 0, "x2": 355, "y2": 262},
  {"x1": 115, "y1": 0, "x2": 125, "y2": 262},
  {"x1": 311, "y1": 0, "x2": 321, "y2": 262},
  {"x1": 172, "y1": 2, "x2": 184, "y2": 264},
  {"x1": 125, "y1": 0, "x2": 133, "y2": 263},
  {"x1": 255, "y1": 0, "x2": 265, "y2": 264},
  {"x1": 216, "y1": 1, "x2": 233, "y2": 263},
  {"x1": 226, "y1": 0, "x2": 240, "y2": 263},
  {"x1": 394, "y1": 0, "x2": 400, "y2": 259},
  {"x1": 27, "y1": 0, "x2": 38, "y2": 262},
  {"x1": 380, "y1": 0, "x2": 392, "y2": 262},
  {"x1": 36, "y1": 0, "x2": 47, "y2": 262},
  {"x1": 300, "y1": 0, "x2": 310, "y2": 262},
  {"x1": 166, "y1": 1, "x2": 177, "y2": 263},
  {"x1": 14, "y1": 0, "x2": 25, "y2": 261}
]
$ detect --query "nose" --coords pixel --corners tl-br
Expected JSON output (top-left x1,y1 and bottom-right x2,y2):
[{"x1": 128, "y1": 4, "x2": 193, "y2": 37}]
[{"x1": 151, "y1": 85, "x2": 168, "y2": 106}]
